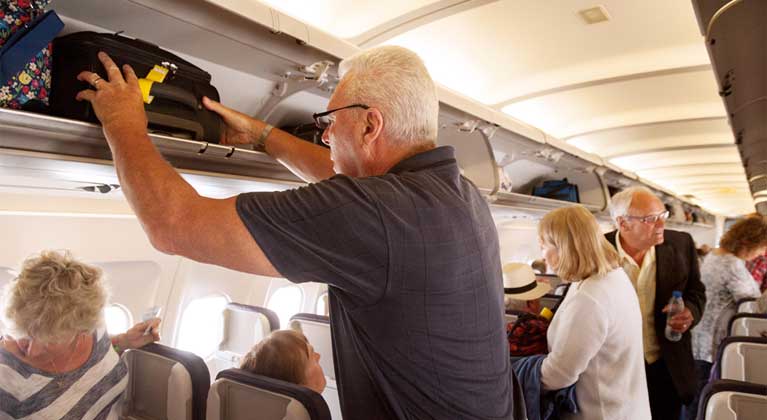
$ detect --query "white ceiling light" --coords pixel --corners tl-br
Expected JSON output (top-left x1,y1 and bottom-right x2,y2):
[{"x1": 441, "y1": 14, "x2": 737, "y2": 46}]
[{"x1": 579, "y1": 5, "x2": 610, "y2": 25}]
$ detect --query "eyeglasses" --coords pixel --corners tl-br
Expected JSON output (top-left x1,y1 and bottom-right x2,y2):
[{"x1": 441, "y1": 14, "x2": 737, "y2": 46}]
[
  {"x1": 312, "y1": 104, "x2": 370, "y2": 130},
  {"x1": 623, "y1": 210, "x2": 670, "y2": 224}
]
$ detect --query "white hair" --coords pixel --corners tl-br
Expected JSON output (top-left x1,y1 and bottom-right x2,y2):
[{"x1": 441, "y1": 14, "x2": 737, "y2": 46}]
[
  {"x1": 609, "y1": 186, "x2": 658, "y2": 227},
  {"x1": 338, "y1": 46, "x2": 439, "y2": 147}
]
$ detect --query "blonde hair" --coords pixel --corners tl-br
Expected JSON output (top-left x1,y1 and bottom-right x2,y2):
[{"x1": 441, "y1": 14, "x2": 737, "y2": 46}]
[
  {"x1": 339, "y1": 45, "x2": 438, "y2": 147},
  {"x1": 4, "y1": 250, "x2": 106, "y2": 344},
  {"x1": 240, "y1": 330, "x2": 310, "y2": 385},
  {"x1": 539, "y1": 205, "x2": 620, "y2": 281}
]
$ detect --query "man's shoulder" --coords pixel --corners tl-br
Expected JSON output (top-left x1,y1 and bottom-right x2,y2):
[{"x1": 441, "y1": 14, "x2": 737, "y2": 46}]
[{"x1": 663, "y1": 229, "x2": 693, "y2": 246}]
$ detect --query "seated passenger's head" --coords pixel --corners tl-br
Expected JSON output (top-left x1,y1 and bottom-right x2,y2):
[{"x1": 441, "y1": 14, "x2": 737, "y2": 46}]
[
  {"x1": 531, "y1": 259, "x2": 547, "y2": 274},
  {"x1": 719, "y1": 215, "x2": 767, "y2": 261},
  {"x1": 321, "y1": 46, "x2": 439, "y2": 177},
  {"x1": 502, "y1": 263, "x2": 551, "y2": 314},
  {"x1": 3, "y1": 250, "x2": 107, "y2": 356},
  {"x1": 240, "y1": 330, "x2": 326, "y2": 393},
  {"x1": 539, "y1": 205, "x2": 620, "y2": 282}
]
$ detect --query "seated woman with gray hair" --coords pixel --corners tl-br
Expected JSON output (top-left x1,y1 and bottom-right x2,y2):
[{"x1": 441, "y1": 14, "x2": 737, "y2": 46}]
[{"x1": 0, "y1": 250, "x2": 161, "y2": 419}]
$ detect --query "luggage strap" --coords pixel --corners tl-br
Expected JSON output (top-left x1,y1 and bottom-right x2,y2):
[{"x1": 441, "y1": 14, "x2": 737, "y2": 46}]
[{"x1": 0, "y1": 10, "x2": 64, "y2": 85}]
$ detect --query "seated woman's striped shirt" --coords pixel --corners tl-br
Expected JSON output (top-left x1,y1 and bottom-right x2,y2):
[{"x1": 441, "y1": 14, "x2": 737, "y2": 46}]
[{"x1": 0, "y1": 328, "x2": 128, "y2": 419}]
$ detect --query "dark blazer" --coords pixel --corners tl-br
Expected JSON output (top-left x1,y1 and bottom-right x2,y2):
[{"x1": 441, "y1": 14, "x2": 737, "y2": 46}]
[{"x1": 605, "y1": 229, "x2": 706, "y2": 402}]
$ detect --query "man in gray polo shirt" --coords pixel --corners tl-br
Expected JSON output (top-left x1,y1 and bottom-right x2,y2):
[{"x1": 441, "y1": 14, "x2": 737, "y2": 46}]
[{"x1": 76, "y1": 45, "x2": 521, "y2": 419}]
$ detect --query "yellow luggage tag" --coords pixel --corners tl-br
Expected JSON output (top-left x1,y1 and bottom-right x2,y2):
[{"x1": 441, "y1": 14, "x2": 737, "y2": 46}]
[{"x1": 137, "y1": 65, "x2": 169, "y2": 104}]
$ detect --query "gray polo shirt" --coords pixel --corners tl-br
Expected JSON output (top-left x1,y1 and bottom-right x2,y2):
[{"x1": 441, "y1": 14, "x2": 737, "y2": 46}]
[{"x1": 236, "y1": 146, "x2": 517, "y2": 419}]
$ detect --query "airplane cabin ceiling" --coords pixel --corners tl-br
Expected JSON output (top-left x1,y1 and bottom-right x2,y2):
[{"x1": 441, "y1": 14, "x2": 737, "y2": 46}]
[{"x1": 254, "y1": 0, "x2": 752, "y2": 216}]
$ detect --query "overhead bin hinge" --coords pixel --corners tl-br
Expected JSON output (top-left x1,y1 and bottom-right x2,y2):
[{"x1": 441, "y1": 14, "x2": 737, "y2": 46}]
[
  {"x1": 255, "y1": 61, "x2": 337, "y2": 122},
  {"x1": 534, "y1": 148, "x2": 564, "y2": 163},
  {"x1": 456, "y1": 119, "x2": 499, "y2": 140}
]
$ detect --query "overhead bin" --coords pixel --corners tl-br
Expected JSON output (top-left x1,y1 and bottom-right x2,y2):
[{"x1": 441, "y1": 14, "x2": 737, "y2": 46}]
[
  {"x1": 0, "y1": 0, "x2": 721, "y2": 220},
  {"x1": 0, "y1": 108, "x2": 302, "y2": 197},
  {"x1": 693, "y1": 0, "x2": 767, "y2": 213}
]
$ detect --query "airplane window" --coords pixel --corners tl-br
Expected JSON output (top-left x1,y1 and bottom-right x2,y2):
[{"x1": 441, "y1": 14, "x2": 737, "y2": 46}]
[
  {"x1": 267, "y1": 286, "x2": 304, "y2": 328},
  {"x1": 104, "y1": 303, "x2": 133, "y2": 335},
  {"x1": 315, "y1": 292, "x2": 329, "y2": 316},
  {"x1": 176, "y1": 294, "x2": 229, "y2": 358}
]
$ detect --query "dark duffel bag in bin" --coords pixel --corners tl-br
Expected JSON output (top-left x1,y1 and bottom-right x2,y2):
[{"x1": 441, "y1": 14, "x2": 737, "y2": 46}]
[
  {"x1": 532, "y1": 178, "x2": 580, "y2": 203},
  {"x1": 49, "y1": 31, "x2": 222, "y2": 142}
]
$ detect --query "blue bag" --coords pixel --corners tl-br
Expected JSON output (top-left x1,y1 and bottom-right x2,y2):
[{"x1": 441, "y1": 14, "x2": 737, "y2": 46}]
[{"x1": 532, "y1": 178, "x2": 580, "y2": 203}]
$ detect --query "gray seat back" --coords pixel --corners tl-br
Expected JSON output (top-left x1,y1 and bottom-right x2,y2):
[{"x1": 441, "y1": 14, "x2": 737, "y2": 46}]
[
  {"x1": 288, "y1": 314, "x2": 333, "y2": 381},
  {"x1": 207, "y1": 368, "x2": 331, "y2": 420},
  {"x1": 718, "y1": 337, "x2": 767, "y2": 385},
  {"x1": 122, "y1": 343, "x2": 210, "y2": 420},
  {"x1": 697, "y1": 380, "x2": 767, "y2": 420},
  {"x1": 729, "y1": 314, "x2": 767, "y2": 338},
  {"x1": 287, "y1": 314, "x2": 342, "y2": 419},
  {"x1": 210, "y1": 303, "x2": 279, "y2": 376},
  {"x1": 737, "y1": 298, "x2": 759, "y2": 314}
]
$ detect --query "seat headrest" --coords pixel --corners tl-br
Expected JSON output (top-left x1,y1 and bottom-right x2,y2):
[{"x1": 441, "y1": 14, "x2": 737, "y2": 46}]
[{"x1": 214, "y1": 368, "x2": 331, "y2": 420}]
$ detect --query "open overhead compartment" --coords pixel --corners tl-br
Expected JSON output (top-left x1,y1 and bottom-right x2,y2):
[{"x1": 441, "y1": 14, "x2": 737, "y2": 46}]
[
  {"x1": 0, "y1": 0, "x2": 722, "y2": 224},
  {"x1": 693, "y1": 0, "x2": 767, "y2": 214}
]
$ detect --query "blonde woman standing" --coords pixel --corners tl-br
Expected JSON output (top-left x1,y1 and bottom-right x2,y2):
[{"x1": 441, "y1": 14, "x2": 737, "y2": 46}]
[{"x1": 538, "y1": 206, "x2": 650, "y2": 420}]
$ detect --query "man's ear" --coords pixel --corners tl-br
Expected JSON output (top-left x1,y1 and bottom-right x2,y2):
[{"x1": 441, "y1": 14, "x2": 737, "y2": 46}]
[{"x1": 362, "y1": 108, "x2": 384, "y2": 146}]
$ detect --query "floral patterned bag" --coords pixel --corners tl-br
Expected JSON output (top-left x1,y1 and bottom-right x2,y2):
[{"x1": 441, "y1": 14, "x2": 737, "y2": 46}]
[{"x1": 0, "y1": 0, "x2": 63, "y2": 109}]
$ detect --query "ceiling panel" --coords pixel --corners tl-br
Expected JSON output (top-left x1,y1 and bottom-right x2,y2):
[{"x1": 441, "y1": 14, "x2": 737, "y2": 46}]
[
  {"x1": 636, "y1": 163, "x2": 745, "y2": 179},
  {"x1": 501, "y1": 69, "x2": 725, "y2": 139},
  {"x1": 256, "y1": 0, "x2": 440, "y2": 38},
  {"x1": 567, "y1": 118, "x2": 732, "y2": 157},
  {"x1": 385, "y1": 0, "x2": 708, "y2": 103},
  {"x1": 610, "y1": 147, "x2": 742, "y2": 172}
]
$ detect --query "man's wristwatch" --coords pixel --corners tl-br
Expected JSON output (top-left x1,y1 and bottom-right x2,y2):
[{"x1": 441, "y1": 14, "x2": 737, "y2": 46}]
[{"x1": 253, "y1": 123, "x2": 274, "y2": 151}]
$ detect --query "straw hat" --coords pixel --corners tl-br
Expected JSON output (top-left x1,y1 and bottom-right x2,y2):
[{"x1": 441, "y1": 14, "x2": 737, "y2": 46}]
[{"x1": 502, "y1": 262, "x2": 551, "y2": 301}]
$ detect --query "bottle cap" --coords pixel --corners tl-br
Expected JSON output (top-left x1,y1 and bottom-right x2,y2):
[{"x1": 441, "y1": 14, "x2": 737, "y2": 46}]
[
  {"x1": 672, "y1": 291, "x2": 682, "y2": 298},
  {"x1": 540, "y1": 307, "x2": 554, "y2": 321}
]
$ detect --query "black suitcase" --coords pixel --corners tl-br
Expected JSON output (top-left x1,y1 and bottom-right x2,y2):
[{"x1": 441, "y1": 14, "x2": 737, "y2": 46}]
[
  {"x1": 49, "y1": 32, "x2": 222, "y2": 142},
  {"x1": 281, "y1": 122, "x2": 327, "y2": 147}
]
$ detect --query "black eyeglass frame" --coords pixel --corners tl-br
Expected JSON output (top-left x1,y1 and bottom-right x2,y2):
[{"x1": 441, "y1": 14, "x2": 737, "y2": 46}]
[{"x1": 312, "y1": 104, "x2": 370, "y2": 129}]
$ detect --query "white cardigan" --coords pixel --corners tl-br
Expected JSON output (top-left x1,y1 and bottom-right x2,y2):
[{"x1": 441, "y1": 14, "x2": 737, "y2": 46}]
[{"x1": 541, "y1": 268, "x2": 651, "y2": 420}]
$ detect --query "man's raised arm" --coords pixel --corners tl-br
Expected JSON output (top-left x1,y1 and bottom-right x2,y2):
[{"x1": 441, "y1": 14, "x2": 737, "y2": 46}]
[
  {"x1": 201, "y1": 98, "x2": 335, "y2": 183},
  {"x1": 76, "y1": 52, "x2": 281, "y2": 277}
]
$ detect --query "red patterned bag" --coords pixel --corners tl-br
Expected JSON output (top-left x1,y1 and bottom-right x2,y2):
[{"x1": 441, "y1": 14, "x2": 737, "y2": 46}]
[{"x1": 507, "y1": 312, "x2": 550, "y2": 357}]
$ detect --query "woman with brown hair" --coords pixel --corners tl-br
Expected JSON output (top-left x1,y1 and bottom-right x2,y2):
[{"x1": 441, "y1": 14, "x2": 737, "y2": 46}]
[
  {"x1": 537, "y1": 205, "x2": 650, "y2": 420},
  {"x1": 240, "y1": 329, "x2": 326, "y2": 393},
  {"x1": 239, "y1": 329, "x2": 326, "y2": 420},
  {"x1": 692, "y1": 215, "x2": 767, "y2": 364}
]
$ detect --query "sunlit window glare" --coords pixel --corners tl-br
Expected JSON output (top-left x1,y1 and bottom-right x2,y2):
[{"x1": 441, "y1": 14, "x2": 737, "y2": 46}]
[
  {"x1": 267, "y1": 286, "x2": 304, "y2": 328},
  {"x1": 104, "y1": 304, "x2": 133, "y2": 335},
  {"x1": 176, "y1": 295, "x2": 229, "y2": 358}
]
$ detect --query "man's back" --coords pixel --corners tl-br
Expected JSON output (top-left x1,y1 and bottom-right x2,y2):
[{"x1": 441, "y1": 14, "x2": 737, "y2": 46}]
[{"x1": 236, "y1": 147, "x2": 515, "y2": 419}]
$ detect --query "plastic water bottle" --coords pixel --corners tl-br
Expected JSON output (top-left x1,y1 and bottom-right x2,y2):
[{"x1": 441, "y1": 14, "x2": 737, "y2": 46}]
[{"x1": 664, "y1": 291, "x2": 684, "y2": 342}]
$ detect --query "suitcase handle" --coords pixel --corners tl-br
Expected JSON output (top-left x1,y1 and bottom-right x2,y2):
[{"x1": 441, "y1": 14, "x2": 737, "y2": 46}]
[{"x1": 149, "y1": 83, "x2": 200, "y2": 110}]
